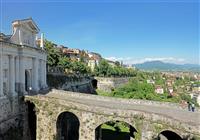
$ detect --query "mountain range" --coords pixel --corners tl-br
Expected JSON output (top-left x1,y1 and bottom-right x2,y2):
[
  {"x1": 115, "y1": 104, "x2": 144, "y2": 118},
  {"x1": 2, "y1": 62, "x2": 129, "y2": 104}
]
[{"x1": 133, "y1": 61, "x2": 200, "y2": 72}]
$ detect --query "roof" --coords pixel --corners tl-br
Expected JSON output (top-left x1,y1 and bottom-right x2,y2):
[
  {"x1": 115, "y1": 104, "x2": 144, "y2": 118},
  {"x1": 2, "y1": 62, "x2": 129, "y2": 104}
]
[
  {"x1": 155, "y1": 85, "x2": 163, "y2": 89},
  {"x1": 12, "y1": 17, "x2": 40, "y2": 33},
  {"x1": 0, "y1": 33, "x2": 11, "y2": 41}
]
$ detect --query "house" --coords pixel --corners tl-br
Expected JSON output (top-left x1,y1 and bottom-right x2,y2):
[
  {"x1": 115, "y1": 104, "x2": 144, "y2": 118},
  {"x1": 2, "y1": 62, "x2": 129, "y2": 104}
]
[
  {"x1": 147, "y1": 79, "x2": 155, "y2": 84},
  {"x1": 166, "y1": 80, "x2": 174, "y2": 86},
  {"x1": 61, "y1": 48, "x2": 81, "y2": 61},
  {"x1": 168, "y1": 86, "x2": 173, "y2": 94},
  {"x1": 155, "y1": 86, "x2": 164, "y2": 94},
  {"x1": 190, "y1": 93, "x2": 200, "y2": 106},
  {"x1": 107, "y1": 59, "x2": 116, "y2": 67},
  {"x1": 87, "y1": 52, "x2": 102, "y2": 71}
]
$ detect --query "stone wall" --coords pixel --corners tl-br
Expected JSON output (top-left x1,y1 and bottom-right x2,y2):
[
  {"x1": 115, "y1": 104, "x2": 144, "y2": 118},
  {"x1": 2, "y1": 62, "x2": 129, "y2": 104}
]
[
  {"x1": 24, "y1": 93, "x2": 200, "y2": 140},
  {"x1": 47, "y1": 74, "x2": 96, "y2": 94},
  {"x1": 50, "y1": 89, "x2": 200, "y2": 111},
  {"x1": 95, "y1": 77, "x2": 129, "y2": 92},
  {"x1": 0, "y1": 96, "x2": 24, "y2": 140}
]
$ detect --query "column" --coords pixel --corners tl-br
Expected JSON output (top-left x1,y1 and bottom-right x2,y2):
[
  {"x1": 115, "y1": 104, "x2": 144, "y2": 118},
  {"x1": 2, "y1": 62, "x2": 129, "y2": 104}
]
[
  {"x1": 41, "y1": 60, "x2": 45, "y2": 88},
  {"x1": 32, "y1": 58, "x2": 39, "y2": 91},
  {"x1": 19, "y1": 56, "x2": 25, "y2": 95},
  {"x1": 0, "y1": 45, "x2": 3, "y2": 96},
  {"x1": 44, "y1": 60, "x2": 47, "y2": 88},
  {"x1": 15, "y1": 56, "x2": 20, "y2": 92},
  {"x1": 9, "y1": 55, "x2": 15, "y2": 96}
]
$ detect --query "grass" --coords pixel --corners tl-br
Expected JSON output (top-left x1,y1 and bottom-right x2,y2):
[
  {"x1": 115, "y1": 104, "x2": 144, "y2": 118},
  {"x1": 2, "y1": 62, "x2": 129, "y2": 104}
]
[{"x1": 101, "y1": 123, "x2": 130, "y2": 133}]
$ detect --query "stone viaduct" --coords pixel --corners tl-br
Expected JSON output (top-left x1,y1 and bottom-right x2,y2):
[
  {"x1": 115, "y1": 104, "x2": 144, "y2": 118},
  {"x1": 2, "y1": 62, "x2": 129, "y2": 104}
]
[{"x1": 24, "y1": 89, "x2": 200, "y2": 140}]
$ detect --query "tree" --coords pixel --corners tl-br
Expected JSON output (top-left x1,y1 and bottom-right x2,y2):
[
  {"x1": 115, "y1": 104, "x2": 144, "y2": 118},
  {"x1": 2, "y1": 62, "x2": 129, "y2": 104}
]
[
  {"x1": 58, "y1": 56, "x2": 71, "y2": 69},
  {"x1": 115, "y1": 61, "x2": 121, "y2": 67},
  {"x1": 45, "y1": 40, "x2": 61, "y2": 67},
  {"x1": 96, "y1": 59, "x2": 110, "y2": 76}
]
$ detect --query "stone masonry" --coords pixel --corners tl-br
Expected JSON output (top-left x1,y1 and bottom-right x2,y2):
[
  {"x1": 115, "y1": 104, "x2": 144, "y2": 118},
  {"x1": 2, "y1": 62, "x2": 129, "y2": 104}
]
[{"x1": 25, "y1": 89, "x2": 200, "y2": 140}]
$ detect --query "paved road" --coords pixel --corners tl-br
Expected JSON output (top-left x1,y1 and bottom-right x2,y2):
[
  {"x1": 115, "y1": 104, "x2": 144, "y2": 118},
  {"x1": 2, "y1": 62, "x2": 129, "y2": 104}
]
[{"x1": 45, "y1": 92, "x2": 200, "y2": 126}]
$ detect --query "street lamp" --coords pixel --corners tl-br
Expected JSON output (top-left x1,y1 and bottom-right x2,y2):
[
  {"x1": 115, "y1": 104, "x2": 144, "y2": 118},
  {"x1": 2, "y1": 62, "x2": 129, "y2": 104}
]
[{"x1": 28, "y1": 87, "x2": 32, "y2": 95}]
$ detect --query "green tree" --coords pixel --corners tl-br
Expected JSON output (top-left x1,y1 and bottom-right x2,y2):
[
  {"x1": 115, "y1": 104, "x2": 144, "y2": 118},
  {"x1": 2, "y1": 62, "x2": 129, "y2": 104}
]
[
  {"x1": 58, "y1": 56, "x2": 71, "y2": 69},
  {"x1": 95, "y1": 59, "x2": 110, "y2": 76},
  {"x1": 45, "y1": 40, "x2": 61, "y2": 67}
]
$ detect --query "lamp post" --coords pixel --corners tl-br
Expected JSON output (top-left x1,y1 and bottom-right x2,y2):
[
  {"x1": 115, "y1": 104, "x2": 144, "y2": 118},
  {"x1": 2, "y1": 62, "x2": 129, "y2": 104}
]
[{"x1": 28, "y1": 87, "x2": 32, "y2": 95}]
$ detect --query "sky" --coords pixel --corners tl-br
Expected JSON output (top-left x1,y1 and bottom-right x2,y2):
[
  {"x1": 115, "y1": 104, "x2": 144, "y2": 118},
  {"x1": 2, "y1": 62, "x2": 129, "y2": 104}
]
[{"x1": 0, "y1": 0, "x2": 199, "y2": 65}]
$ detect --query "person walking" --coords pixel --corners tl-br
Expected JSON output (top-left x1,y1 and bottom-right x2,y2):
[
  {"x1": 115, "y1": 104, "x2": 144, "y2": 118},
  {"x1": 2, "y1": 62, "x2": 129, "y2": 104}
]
[
  {"x1": 187, "y1": 101, "x2": 191, "y2": 111},
  {"x1": 191, "y1": 103, "x2": 195, "y2": 112}
]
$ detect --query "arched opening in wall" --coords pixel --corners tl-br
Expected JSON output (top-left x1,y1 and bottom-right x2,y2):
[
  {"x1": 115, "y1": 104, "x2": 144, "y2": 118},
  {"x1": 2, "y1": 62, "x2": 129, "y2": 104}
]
[
  {"x1": 56, "y1": 112, "x2": 80, "y2": 140},
  {"x1": 158, "y1": 130, "x2": 183, "y2": 140},
  {"x1": 25, "y1": 70, "x2": 31, "y2": 92},
  {"x1": 92, "y1": 79, "x2": 98, "y2": 89},
  {"x1": 95, "y1": 120, "x2": 137, "y2": 140},
  {"x1": 27, "y1": 101, "x2": 36, "y2": 140}
]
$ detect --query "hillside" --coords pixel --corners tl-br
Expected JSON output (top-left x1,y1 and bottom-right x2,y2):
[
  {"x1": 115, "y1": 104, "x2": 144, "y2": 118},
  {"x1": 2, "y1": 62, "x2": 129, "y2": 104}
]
[{"x1": 133, "y1": 61, "x2": 200, "y2": 72}]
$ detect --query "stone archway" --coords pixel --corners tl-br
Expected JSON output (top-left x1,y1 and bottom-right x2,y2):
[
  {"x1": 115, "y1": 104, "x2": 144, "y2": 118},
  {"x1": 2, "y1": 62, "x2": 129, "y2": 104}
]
[
  {"x1": 56, "y1": 112, "x2": 80, "y2": 140},
  {"x1": 91, "y1": 79, "x2": 98, "y2": 89},
  {"x1": 158, "y1": 130, "x2": 183, "y2": 140},
  {"x1": 25, "y1": 70, "x2": 31, "y2": 92},
  {"x1": 27, "y1": 101, "x2": 37, "y2": 140},
  {"x1": 95, "y1": 120, "x2": 137, "y2": 140}
]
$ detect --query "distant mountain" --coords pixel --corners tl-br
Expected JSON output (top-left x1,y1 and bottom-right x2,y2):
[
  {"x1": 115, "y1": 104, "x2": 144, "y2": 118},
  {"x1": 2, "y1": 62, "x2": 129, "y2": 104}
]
[{"x1": 133, "y1": 61, "x2": 200, "y2": 72}]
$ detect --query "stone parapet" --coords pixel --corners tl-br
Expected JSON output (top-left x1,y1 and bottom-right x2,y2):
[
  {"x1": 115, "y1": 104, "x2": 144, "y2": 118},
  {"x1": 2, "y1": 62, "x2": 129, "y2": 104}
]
[{"x1": 50, "y1": 89, "x2": 199, "y2": 111}]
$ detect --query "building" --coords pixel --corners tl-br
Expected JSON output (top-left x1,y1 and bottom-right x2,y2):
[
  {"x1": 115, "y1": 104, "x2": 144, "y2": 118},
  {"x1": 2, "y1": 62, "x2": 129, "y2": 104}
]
[
  {"x1": 61, "y1": 47, "x2": 81, "y2": 61},
  {"x1": 88, "y1": 52, "x2": 102, "y2": 71},
  {"x1": 166, "y1": 80, "x2": 174, "y2": 87},
  {"x1": 168, "y1": 86, "x2": 174, "y2": 94},
  {"x1": 107, "y1": 59, "x2": 116, "y2": 67},
  {"x1": 147, "y1": 79, "x2": 155, "y2": 84},
  {"x1": 155, "y1": 85, "x2": 164, "y2": 94},
  {"x1": 192, "y1": 84, "x2": 200, "y2": 93},
  {"x1": 0, "y1": 18, "x2": 47, "y2": 136}
]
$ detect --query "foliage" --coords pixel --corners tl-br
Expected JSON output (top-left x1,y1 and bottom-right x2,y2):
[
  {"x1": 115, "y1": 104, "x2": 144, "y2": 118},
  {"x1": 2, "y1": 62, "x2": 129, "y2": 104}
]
[
  {"x1": 94, "y1": 59, "x2": 136, "y2": 77},
  {"x1": 45, "y1": 40, "x2": 91, "y2": 75},
  {"x1": 97, "y1": 73, "x2": 199, "y2": 105},
  {"x1": 45, "y1": 40, "x2": 61, "y2": 67},
  {"x1": 71, "y1": 61, "x2": 91, "y2": 74},
  {"x1": 101, "y1": 121, "x2": 130, "y2": 133},
  {"x1": 58, "y1": 56, "x2": 71, "y2": 69}
]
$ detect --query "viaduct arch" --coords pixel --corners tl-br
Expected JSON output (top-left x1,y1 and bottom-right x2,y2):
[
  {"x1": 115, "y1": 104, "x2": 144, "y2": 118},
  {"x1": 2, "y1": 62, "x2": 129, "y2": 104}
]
[{"x1": 24, "y1": 89, "x2": 200, "y2": 140}]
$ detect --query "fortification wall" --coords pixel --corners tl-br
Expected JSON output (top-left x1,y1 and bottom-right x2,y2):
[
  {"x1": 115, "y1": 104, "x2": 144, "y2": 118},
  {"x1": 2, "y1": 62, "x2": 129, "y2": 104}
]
[
  {"x1": 0, "y1": 96, "x2": 24, "y2": 140},
  {"x1": 47, "y1": 74, "x2": 96, "y2": 94},
  {"x1": 95, "y1": 77, "x2": 129, "y2": 92}
]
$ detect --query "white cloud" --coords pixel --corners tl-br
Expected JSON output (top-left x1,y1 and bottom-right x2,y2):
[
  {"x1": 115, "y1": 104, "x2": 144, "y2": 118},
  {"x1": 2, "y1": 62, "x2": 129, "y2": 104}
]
[{"x1": 105, "y1": 57, "x2": 188, "y2": 65}]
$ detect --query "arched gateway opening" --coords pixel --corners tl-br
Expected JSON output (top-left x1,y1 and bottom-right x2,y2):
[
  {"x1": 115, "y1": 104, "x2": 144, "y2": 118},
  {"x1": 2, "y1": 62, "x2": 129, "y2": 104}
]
[
  {"x1": 158, "y1": 130, "x2": 183, "y2": 140},
  {"x1": 91, "y1": 79, "x2": 98, "y2": 89},
  {"x1": 27, "y1": 101, "x2": 36, "y2": 140},
  {"x1": 95, "y1": 121, "x2": 137, "y2": 140},
  {"x1": 56, "y1": 112, "x2": 80, "y2": 140}
]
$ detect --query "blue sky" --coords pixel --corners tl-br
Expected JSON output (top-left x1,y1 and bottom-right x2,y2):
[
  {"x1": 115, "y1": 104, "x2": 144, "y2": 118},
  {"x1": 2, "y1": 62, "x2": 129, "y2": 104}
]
[{"x1": 1, "y1": 0, "x2": 199, "y2": 64}]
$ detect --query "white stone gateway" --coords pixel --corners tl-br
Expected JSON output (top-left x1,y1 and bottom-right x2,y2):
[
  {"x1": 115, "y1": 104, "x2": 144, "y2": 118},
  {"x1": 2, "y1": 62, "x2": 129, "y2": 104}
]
[
  {"x1": 0, "y1": 18, "x2": 47, "y2": 136},
  {"x1": 0, "y1": 18, "x2": 47, "y2": 97}
]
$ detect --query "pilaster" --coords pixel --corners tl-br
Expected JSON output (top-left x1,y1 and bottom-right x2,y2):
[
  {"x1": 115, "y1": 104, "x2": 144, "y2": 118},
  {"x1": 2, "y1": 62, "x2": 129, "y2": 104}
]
[
  {"x1": 15, "y1": 56, "x2": 20, "y2": 93},
  {"x1": 19, "y1": 55, "x2": 25, "y2": 95},
  {"x1": 43, "y1": 60, "x2": 47, "y2": 88},
  {"x1": 32, "y1": 57, "x2": 39, "y2": 92},
  {"x1": 9, "y1": 55, "x2": 15, "y2": 96}
]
